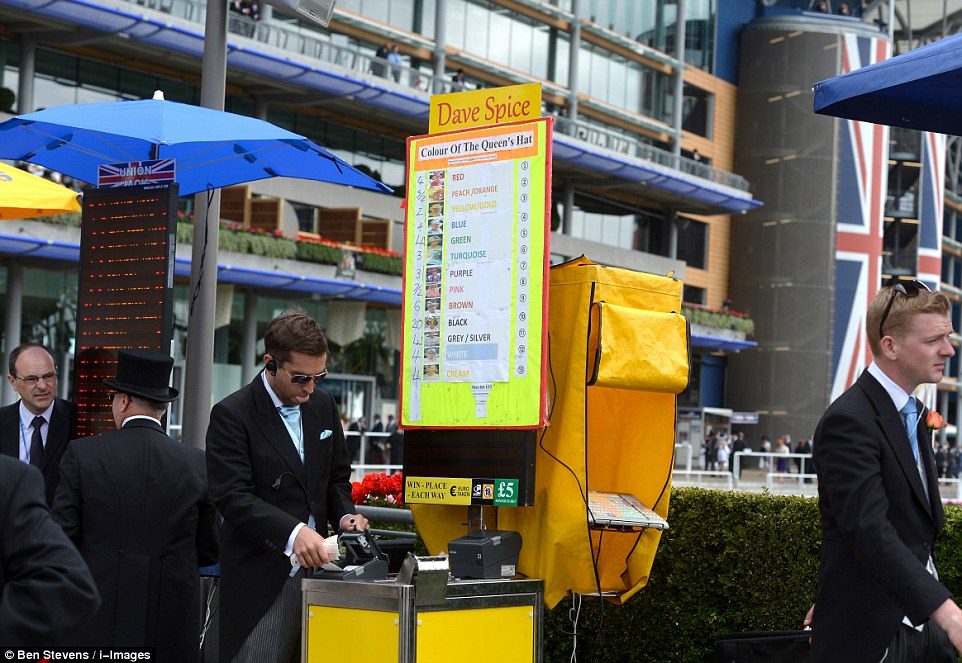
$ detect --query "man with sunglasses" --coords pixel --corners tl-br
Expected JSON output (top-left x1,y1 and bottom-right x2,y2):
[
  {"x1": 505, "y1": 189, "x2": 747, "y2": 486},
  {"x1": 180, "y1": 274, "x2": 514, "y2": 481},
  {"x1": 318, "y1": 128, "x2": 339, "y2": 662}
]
[
  {"x1": 810, "y1": 278, "x2": 962, "y2": 662},
  {"x1": 207, "y1": 308, "x2": 368, "y2": 663},
  {"x1": 0, "y1": 342, "x2": 74, "y2": 505}
]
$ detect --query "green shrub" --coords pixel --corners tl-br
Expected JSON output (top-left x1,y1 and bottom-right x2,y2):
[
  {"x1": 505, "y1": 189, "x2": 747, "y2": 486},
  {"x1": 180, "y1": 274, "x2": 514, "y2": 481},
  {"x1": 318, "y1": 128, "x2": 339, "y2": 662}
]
[
  {"x1": 296, "y1": 240, "x2": 343, "y2": 266},
  {"x1": 356, "y1": 251, "x2": 404, "y2": 275}
]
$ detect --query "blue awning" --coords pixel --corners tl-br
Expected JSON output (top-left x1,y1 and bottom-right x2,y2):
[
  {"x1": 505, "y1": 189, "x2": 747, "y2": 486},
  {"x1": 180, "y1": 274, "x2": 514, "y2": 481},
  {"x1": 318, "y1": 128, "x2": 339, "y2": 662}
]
[
  {"x1": 0, "y1": 231, "x2": 403, "y2": 304},
  {"x1": 690, "y1": 331, "x2": 757, "y2": 353}
]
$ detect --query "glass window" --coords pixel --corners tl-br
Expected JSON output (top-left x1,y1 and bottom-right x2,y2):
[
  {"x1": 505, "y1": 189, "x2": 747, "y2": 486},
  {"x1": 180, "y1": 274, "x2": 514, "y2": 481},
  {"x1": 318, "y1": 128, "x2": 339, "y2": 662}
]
[
  {"x1": 465, "y1": 3, "x2": 489, "y2": 56},
  {"x1": 677, "y1": 217, "x2": 708, "y2": 269},
  {"x1": 682, "y1": 84, "x2": 712, "y2": 138}
]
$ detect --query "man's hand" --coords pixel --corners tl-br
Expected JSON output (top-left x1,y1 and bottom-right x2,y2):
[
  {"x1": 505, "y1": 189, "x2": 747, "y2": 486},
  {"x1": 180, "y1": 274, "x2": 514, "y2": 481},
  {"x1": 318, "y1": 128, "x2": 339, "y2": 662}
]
[
  {"x1": 803, "y1": 603, "x2": 815, "y2": 645},
  {"x1": 292, "y1": 526, "x2": 332, "y2": 568},
  {"x1": 931, "y1": 598, "x2": 962, "y2": 653},
  {"x1": 803, "y1": 603, "x2": 815, "y2": 630},
  {"x1": 339, "y1": 513, "x2": 369, "y2": 532}
]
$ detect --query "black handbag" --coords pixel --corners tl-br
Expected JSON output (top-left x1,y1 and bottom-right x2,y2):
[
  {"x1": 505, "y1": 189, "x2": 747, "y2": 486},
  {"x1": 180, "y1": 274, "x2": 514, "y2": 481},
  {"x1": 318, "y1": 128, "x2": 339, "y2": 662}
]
[{"x1": 712, "y1": 630, "x2": 811, "y2": 663}]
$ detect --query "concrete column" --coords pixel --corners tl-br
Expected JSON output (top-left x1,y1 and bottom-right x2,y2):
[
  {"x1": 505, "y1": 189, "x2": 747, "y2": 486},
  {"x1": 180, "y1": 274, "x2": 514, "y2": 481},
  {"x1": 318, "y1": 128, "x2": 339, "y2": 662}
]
[
  {"x1": 253, "y1": 95, "x2": 268, "y2": 121},
  {"x1": 432, "y1": 0, "x2": 447, "y2": 94},
  {"x1": 17, "y1": 36, "x2": 35, "y2": 114},
  {"x1": 567, "y1": 0, "x2": 582, "y2": 128},
  {"x1": 2, "y1": 262, "x2": 23, "y2": 405},
  {"x1": 182, "y1": 0, "x2": 228, "y2": 450},
  {"x1": 241, "y1": 290, "x2": 259, "y2": 385},
  {"x1": 669, "y1": 212, "x2": 678, "y2": 259},
  {"x1": 562, "y1": 181, "x2": 575, "y2": 236},
  {"x1": 671, "y1": 0, "x2": 687, "y2": 157}
]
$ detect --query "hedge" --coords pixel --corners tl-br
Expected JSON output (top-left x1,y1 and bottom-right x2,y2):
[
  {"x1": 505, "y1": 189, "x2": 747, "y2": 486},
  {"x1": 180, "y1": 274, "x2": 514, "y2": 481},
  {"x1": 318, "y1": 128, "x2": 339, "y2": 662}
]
[{"x1": 541, "y1": 488, "x2": 962, "y2": 662}]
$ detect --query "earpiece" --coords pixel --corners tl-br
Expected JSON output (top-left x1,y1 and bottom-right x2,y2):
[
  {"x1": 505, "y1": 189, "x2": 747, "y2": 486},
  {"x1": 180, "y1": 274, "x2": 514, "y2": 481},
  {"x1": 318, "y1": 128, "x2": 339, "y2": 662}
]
[{"x1": 265, "y1": 355, "x2": 277, "y2": 375}]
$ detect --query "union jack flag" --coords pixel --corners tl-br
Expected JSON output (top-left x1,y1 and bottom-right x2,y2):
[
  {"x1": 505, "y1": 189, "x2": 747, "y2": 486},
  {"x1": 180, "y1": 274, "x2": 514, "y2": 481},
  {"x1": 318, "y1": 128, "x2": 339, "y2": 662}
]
[
  {"x1": 917, "y1": 131, "x2": 945, "y2": 288},
  {"x1": 830, "y1": 34, "x2": 890, "y2": 402},
  {"x1": 98, "y1": 158, "x2": 176, "y2": 188}
]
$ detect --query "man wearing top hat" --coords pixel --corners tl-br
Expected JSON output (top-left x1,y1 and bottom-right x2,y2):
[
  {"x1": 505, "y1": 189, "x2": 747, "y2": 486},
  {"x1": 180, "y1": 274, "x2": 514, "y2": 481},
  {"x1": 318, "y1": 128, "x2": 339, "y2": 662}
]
[{"x1": 52, "y1": 349, "x2": 219, "y2": 662}]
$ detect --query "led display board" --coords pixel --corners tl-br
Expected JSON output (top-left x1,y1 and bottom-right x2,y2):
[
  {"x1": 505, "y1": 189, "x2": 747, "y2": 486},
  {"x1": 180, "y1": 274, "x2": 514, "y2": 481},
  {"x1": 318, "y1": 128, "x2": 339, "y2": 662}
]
[{"x1": 72, "y1": 184, "x2": 177, "y2": 437}]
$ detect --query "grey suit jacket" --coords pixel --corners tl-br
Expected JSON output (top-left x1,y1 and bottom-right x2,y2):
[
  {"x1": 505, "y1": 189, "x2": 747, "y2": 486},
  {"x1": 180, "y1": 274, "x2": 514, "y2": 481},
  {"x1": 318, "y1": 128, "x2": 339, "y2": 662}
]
[{"x1": 206, "y1": 374, "x2": 354, "y2": 663}]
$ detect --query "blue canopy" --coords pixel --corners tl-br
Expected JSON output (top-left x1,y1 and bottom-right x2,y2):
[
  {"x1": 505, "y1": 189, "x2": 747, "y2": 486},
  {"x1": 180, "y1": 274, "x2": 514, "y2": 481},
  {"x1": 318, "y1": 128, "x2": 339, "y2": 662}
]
[
  {"x1": 0, "y1": 98, "x2": 392, "y2": 196},
  {"x1": 814, "y1": 33, "x2": 962, "y2": 136}
]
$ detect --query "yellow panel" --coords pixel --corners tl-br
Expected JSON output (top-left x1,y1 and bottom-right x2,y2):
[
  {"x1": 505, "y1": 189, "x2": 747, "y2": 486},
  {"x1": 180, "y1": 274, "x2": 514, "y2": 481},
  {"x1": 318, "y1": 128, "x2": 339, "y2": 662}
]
[
  {"x1": 307, "y1": 605, "x2": 398, "y2": 661},
  {"x1": 416, "y1": 606, "x2": 533, "y2": 663}
]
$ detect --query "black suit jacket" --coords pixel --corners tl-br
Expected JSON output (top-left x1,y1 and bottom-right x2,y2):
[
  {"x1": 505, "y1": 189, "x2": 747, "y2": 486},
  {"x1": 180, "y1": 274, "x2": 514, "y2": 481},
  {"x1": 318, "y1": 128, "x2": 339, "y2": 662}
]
[
  {"x1": 0, "y1": 398, "x2": 74, "y2": 505},
  {"x1": 206, "y1": 374, "x2": 355, "y2": 663},
  {"x1": 812, "y1": 370, "x2": 949, "y2": 662},
  {"x1": 0, "y1": 455, "x2": 100, "y2": 646},
  {"x1": 52, "y1": 419, "x2": 219, "y2": 662}
]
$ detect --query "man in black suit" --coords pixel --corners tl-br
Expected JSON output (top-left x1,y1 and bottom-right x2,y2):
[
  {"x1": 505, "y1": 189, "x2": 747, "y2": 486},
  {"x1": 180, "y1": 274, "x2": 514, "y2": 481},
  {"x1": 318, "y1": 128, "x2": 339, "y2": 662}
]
[
  {"x1": 206, "y1": 309, "x2": 368, "y2": 663},
  {"x1": 810, "y1": 279, "x2": 962, "y2": 661},
  {"x1": 1, "y1": 343, "x2": 74, "y2": 504},
  {"x1": 52, "y1": 349, "x2": 219, "y2": 662},
  {"x1": 0, "y1": 455, "x2": 100, "y2": 646}
]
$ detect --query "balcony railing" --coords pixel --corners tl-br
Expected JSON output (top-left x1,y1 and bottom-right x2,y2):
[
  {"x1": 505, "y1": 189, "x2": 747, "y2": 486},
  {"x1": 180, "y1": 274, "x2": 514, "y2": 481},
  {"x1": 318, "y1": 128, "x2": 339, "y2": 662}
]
[{"x1": 124, "y1": 0, "x2": 750, "y2": 194}]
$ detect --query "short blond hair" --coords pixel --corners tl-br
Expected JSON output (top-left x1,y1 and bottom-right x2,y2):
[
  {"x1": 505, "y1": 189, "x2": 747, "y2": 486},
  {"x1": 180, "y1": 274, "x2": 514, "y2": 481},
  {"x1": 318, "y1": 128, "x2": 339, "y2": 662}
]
[{"x1": 866, "y1": 284, "x2": 949, "y2": 356}]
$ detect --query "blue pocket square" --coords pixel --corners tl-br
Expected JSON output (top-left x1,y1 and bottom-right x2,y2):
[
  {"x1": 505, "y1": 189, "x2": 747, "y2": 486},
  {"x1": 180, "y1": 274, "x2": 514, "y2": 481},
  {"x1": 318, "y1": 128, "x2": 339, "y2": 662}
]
[{"x1": 320, "y1": 429, "x2": 333, "y2": 440}]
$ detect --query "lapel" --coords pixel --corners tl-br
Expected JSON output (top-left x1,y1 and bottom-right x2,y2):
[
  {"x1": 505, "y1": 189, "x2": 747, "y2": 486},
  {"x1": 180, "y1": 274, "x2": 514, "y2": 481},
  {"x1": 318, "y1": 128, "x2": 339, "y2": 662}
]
[
  {"x1": 0, "y1": 403, "x2": 19, "y2": 458},
  {"x1": 858, "y1": 372, "x2": 934, "y2": 520},
  {"x1": 250, "y1": 373, "x2": 307, "y2": 482},
  {"x1": 915, "y1": 404, "x2": 946, "y2": 523},
  {"x1": 40, "y1": 399, "x2": 72, "y2": 473}
]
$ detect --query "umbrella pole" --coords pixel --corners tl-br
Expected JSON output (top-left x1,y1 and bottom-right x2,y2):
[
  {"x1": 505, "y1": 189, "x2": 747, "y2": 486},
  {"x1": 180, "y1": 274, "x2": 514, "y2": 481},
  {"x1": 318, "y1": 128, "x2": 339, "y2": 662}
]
[{"x1": 181, "y1": 0, "x2": 228, "y2": 450}]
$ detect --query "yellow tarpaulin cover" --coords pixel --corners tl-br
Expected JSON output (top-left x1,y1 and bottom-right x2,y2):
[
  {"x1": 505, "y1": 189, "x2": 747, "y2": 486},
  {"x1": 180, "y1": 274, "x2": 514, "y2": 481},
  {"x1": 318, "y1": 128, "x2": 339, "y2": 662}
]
[{"x1": 412, "y1": 256, "x2": 689, "y2": 608}]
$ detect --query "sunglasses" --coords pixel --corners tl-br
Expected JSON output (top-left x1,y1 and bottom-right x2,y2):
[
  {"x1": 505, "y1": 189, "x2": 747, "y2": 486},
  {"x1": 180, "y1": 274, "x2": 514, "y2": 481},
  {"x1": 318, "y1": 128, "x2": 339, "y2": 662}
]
[
  {"x1": 278, "y1": 362, "x2": 328, "y2": 385},
  {"x1": 878, "y1": 278, "x2": 931, "y2": 339}
]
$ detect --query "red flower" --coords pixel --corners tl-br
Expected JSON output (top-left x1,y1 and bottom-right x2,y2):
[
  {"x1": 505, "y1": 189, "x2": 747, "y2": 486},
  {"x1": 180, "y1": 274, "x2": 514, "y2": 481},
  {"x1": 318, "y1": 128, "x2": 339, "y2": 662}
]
[
  {"x1": 927, "y1": 410, "x2": 947, "y2": 432},
  {"x1": 352, "y1": 472, "x2": 404, "y2": 506}
]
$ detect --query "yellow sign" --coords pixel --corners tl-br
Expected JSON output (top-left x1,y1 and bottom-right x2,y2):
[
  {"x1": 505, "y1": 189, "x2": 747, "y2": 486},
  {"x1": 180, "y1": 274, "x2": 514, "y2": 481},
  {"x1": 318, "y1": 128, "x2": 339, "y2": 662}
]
[
  {"x1": 405, "y1": 476, "x2": 473, "y2": 505},
  {"x1": 401, "y1": 117, "x2": 552, "y2": 429},
  {"x1": 429, "y1": 83, "x2": 541, "y2": 134}
]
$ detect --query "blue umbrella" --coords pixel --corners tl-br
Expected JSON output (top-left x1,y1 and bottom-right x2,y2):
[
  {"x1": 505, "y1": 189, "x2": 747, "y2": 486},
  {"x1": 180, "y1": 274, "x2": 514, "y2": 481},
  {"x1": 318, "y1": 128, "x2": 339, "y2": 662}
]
[
  {"x1": 814, "y1": 33, "x2": 962, "y2": 136},
  {"x1": 0, "y1": 97, "x2": 392, "y2": 195}
]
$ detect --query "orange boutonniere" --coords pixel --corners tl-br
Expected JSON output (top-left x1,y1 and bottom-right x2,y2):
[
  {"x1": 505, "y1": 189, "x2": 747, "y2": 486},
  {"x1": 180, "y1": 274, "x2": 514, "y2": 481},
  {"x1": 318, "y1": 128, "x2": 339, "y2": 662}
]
[{"x1": 926, "y1": 410, "x2": 947, "y2": 432}]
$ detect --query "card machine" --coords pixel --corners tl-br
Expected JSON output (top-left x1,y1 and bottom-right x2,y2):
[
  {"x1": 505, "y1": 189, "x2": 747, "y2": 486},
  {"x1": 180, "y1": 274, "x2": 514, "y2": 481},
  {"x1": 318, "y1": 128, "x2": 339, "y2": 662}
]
[{"x1": 311, "y1": 531, "x2": 390, "y2": 581}]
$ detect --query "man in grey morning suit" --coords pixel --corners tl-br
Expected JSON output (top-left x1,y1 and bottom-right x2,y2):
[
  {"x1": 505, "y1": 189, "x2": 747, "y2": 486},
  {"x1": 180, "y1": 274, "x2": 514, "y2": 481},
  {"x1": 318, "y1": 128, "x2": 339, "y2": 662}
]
[{"x1": 206, "y1": 309, "x2": 368, "y2": 663}]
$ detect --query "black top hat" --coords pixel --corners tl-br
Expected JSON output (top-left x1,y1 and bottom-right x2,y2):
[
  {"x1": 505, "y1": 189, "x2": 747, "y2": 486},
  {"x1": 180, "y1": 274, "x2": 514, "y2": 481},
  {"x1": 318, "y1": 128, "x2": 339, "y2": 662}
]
[{"x1": 104, "y1": 349, "x2": 179, "y2": 402}]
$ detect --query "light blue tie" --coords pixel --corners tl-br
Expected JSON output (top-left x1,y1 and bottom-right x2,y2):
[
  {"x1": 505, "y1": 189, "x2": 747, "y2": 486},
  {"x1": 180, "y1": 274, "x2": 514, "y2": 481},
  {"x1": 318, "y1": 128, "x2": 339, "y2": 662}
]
[
  {"x1": 277, "y1": 405, "x2": 315, "y2": 542},
  {"x1": 278, "y1": 405, "x2": 304, "y2": 461},
  {"x1": 901, "y1": 397, "x2": 920, "y2": 465}
]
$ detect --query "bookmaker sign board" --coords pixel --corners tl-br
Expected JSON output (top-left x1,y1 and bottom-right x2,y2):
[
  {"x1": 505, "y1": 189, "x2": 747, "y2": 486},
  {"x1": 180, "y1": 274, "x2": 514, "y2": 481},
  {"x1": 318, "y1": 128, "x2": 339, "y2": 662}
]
[{"x1": 400, "y1": 116, "x2": 552, "y2": 429}]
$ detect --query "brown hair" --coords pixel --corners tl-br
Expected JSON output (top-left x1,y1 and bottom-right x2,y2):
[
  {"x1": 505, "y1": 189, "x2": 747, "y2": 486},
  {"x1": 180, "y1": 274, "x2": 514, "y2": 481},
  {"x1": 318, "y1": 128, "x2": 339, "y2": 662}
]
[
  {"x1": 264, "y1": 308, "x2": 328, "y2": 363},
  {"x1": 866, "y1": 285, "x2": 950, "y2": 356}
]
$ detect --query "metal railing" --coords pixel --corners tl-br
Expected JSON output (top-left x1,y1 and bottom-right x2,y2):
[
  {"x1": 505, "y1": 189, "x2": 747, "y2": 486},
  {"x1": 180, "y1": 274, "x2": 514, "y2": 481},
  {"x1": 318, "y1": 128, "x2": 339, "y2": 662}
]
[
  {"x1": 552, "y1": 116, "x2": 751, "y2": 192},
  {"x1": 671, "y1": 469, "x2": 734, "y2": 490},
  {"x1": 345, "y1": 430, "x2": 402, "y2": 481}
]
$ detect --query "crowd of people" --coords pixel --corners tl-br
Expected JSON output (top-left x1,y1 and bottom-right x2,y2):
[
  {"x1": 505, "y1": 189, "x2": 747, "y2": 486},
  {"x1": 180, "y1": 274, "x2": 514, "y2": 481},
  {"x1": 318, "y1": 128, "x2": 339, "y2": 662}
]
[{"x1": 701, "y1": 431, "x2": 814, "y2": 480}]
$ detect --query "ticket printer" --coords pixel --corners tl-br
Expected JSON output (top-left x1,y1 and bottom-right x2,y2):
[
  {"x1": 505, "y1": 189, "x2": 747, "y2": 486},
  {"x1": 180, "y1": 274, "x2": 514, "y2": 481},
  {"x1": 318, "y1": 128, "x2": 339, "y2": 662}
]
[{"x1": 448, "y1": 530, "x2": 522, "y2": 579}]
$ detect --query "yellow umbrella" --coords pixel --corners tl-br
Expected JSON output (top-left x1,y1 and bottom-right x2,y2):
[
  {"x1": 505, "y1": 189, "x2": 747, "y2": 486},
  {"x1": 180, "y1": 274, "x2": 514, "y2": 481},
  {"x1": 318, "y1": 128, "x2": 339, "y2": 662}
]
[{"x1": 0, "y1": 162, "x2": 81, "y2": 220}]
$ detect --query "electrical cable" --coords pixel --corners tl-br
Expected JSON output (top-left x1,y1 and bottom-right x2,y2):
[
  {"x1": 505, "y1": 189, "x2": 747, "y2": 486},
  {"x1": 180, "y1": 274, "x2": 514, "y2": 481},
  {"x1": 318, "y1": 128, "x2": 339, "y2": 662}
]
[{"x1": 189, "y1": 189, "x2": 215, "y2": 315}]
